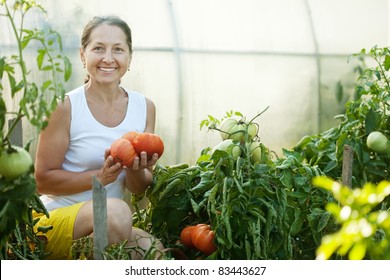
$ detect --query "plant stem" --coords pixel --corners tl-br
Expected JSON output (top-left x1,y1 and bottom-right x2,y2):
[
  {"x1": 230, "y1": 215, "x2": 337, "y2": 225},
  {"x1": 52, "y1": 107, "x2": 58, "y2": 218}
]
[{"x1": 3, "y1": 2, "x2": 28, "y2": 140}]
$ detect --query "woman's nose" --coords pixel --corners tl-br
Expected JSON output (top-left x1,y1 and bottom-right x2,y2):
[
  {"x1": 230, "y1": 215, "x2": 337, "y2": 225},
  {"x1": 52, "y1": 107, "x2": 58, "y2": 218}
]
[{"x1": 102, "y1": 51, "x2": 114, "y2": 63}]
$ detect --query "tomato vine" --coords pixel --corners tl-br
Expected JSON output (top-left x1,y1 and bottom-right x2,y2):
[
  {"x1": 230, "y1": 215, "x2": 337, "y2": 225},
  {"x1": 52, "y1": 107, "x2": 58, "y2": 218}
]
[
  {"x1": 132, "y1": 46, "x2": 390, "y2": 260},
  {"x1": 0, "y1": 0, "x2": 72, "y2": 259}
]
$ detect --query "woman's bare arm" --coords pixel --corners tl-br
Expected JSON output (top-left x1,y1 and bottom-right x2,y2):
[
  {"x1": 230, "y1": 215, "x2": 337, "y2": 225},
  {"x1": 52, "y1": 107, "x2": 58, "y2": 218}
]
[{"x1": 35, "y1": 97, "x2": 121, "y2": 195}]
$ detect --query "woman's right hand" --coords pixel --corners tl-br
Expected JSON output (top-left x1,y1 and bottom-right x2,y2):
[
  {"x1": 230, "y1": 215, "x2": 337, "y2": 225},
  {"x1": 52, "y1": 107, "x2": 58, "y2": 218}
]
[{"x1": 96, "y1": 149, "x2": 123, "y2": 186}]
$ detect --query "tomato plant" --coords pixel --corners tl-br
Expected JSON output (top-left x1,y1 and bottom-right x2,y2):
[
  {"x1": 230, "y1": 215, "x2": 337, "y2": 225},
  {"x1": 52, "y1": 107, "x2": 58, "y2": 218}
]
[
  {"x1": 0, "y1": 0, "x2": 71, "y2": 259},
  {"x1": 131, "y1": 45, "x2": 390, "y2": 261},
  {"x1": 110, "y1": 138, "x2": 138, "y2": 167},
  {"x1": 132, "y1": 133, "x2": 164, "y2": 159},
  {"x1": 294, "y1": 46, "x2": 389, "y2": 186},
  {"x1": 314, "y1": 177, "x2": 390, "y2": 260}
]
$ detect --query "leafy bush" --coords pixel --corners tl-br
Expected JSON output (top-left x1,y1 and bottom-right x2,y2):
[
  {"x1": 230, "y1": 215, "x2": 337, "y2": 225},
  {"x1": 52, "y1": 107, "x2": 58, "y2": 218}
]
[
  {"x1": 132, "y1": 46, "x2": 389, "y2": 260},
  {"x1": 132, "y1": 111, "x2": 338, "y2": 259},
  {"x1": 0, "y1": 0, "x2": 71, "y2": 259},
  {"x1": 314, "y1": 177, "x2": 390, "y2": 260},
  {"x1": 293, "y1": 46, "x2": 389, "y2": 186}
]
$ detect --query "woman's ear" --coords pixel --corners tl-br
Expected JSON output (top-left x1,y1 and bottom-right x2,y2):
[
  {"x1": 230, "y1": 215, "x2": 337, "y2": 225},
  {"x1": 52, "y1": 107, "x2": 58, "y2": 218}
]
[{"x1": 80, "y1": 47, "x2": 86, "y2": 67}]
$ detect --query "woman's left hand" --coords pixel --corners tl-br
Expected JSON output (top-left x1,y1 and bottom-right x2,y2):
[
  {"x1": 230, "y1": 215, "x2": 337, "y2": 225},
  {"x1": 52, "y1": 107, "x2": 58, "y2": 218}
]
[{"x1": 125, "y1": 151, "x2": 159, "y2": 171}]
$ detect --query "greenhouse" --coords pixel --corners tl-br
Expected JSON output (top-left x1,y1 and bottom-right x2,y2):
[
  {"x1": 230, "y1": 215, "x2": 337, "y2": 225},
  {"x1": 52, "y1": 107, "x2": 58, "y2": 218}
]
[{"x1": 1, "y1": 0, "x2": 389, "y2": 263}]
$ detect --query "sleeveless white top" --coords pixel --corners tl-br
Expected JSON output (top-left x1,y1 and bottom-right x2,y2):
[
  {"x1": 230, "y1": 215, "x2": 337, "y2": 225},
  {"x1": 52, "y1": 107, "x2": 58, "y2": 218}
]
[{"x1": 40, "y1": 85, "x2": 147, "y2": 211}]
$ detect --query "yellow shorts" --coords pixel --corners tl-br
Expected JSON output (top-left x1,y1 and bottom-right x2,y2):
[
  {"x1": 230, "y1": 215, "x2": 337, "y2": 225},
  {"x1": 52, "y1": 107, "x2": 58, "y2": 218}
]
[{"x1": 33, "y1": 202, "x2": 85, "y2": 260}]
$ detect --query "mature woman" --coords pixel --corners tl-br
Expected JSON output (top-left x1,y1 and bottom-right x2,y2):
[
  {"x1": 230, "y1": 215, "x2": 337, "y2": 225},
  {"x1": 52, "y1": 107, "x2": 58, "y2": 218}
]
[{"x1": 34, "y1": 15, "x2": 162, "y2": 259}]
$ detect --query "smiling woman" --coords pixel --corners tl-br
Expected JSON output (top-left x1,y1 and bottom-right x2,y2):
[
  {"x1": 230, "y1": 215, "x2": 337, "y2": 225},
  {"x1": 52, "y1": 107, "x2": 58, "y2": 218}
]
[
  {"x1": 33, "y1": 15, "x2": 163, "y2": 259},
  {"x1": 80, "y1": 16, "x2": 133, "y2": 85}
]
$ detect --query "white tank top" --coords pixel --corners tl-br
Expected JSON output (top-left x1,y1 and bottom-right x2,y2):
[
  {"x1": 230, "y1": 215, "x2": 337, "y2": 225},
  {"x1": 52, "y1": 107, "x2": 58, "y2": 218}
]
[{"x1": 40, "y1": 85, "x2": 147, "y2": 211}]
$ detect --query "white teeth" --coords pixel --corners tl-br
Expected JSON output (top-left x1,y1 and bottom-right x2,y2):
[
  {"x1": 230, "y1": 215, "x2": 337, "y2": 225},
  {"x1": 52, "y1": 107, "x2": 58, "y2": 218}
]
[{"x1": 99, "y1": 67, "x2": 116, "y2": 72}]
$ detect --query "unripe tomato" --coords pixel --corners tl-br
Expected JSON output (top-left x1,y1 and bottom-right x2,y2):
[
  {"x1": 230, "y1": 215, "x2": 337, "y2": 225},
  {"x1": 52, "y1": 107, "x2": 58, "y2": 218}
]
[
  {"x1": 180, "y1": 225, "x2": 195, "y2": 248},
  {"x1": 220, "y1": 117, "x2": 258, "y2": 143},
  {"x1": 191, "y1": 224, "x2": 217, "y2": 255},
  {"x1": 367, "y1": 131, "x2": 389, "y2": 154},
  {"x1": 132, "y1": 133, "x2": 164, "y2": 159},
  {"x1": 0, "y1": 146, "x2": 32, "y2": 179},
  {"x1": 109, "y1": 138, "x2": 138, "y2": 167},
  {"x1": 248, "y1": 141, "x2": 262, "y2": 163},
  {"x1": 211, "y1": 139, "x2": 242, "y2": 159}
]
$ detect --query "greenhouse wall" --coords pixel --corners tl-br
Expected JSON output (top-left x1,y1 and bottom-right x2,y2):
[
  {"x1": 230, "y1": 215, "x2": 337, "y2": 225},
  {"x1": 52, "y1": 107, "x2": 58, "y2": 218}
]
[{"x1": 1, "y1": 0, "x2": 389, "y2": 166}]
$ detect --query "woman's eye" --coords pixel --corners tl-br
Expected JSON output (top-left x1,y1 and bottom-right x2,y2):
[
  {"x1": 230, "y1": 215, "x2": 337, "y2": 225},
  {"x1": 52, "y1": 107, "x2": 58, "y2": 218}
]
[
  {"x1": 114, "y1": 48, "x2": 124, "y2": 53},
  {"x1": 93, "y1": 46, "x2": 103, "y2": 51}
]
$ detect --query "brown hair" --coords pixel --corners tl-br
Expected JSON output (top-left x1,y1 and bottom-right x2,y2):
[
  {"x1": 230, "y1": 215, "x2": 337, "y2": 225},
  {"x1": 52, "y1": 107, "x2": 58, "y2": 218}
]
[{"x1": 81, "y1": 15, "x2": 132, "y2": 83}]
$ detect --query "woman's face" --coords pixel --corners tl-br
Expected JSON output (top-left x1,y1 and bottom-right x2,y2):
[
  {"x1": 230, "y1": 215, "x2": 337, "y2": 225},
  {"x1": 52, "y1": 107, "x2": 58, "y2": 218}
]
[{"x1": 80, "y1": 23, "x2": 131, "y2": 85}]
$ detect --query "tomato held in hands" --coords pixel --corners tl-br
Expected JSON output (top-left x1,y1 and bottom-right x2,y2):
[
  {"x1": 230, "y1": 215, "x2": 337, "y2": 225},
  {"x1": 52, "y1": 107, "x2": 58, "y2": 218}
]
[
  {"x1": 190, "y1": 224, "x2": 217, "y2": 255},
  {"x1": 121, "y1": 131, "x2": 140, "y2": 143},
  {"x1": 109, "y1": 138, "x2": 138, "y2": 167},
  {"x1": 132, "y1": 133, "x2": 164, "y2": 159}
]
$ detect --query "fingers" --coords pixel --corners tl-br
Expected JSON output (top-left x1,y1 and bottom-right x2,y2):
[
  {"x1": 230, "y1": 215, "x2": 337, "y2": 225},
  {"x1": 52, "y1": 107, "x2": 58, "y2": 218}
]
[
  {"x1": 104, "y1": 149, "x2": 110, "y2": 160},
  {"x1": 97, "y1": 155, "x2": 122, "y2": 185},
  {"x1": 127, "y1": 152, "x2": 159, "y2": 171},
  {"x1": 105, "y1": 155, "x2": 122, "y2": 172}
]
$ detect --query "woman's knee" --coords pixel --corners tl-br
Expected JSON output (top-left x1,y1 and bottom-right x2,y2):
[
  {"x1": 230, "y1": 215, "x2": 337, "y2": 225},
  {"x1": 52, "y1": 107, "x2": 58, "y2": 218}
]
[
  {"x1": 106, "y1": 198, "x2": 133, "y2": 238},
  {"x1": 106, "y1": 198, "x2": 132, "y2": 216}
]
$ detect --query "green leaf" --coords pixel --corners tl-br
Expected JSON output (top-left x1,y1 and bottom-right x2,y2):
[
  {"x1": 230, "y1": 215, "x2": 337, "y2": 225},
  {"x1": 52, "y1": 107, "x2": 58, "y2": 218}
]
[
  {"x1": 40, "y1": 80, "x2": 52, "y2": 93},
  {"x1": 0, "y1": 97, "x2": 6, "y2": 130},
  {"x1": 7, "y1": 72, "x2": 22, "y2": 97},
  {"x1": 41, "y1": 65, "x2": 52, "y2": 71},
  {"x1": 384, "y1": 55, "x2": 390, "y2": 71},
  {"x1": 365, "y1": 109, "x2": 380, "y2": 134},
  {"x1": 336, "y1": 81, "x2": 344, "y2": 103},
  {"x1": 36, "y1": 49, "x2": 45, "y2": 69},
  {"x1": 290, "y1": 209, "x2": 304, "y2": 236},
  {"x1": 63, "y1": 56, "x2": 72, "y2": 81},
  {"x1": 318, "y1": 211, "x2": 331, "y2": 231},
  {"x1": 0, "y1": 56, "x2": 5, "y2": 79}
]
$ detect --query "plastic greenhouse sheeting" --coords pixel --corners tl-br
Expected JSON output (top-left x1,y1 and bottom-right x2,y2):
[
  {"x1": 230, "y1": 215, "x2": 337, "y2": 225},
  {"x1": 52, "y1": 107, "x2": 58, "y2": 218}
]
[{"x1": 1, "y1": 0, "x2": 388, "y2": 165}]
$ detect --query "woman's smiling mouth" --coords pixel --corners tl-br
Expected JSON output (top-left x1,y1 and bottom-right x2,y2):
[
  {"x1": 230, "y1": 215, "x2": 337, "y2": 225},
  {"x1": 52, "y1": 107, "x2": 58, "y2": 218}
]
[{"x1": 99, "y1": 67, "x2": 117, "y2": 72}]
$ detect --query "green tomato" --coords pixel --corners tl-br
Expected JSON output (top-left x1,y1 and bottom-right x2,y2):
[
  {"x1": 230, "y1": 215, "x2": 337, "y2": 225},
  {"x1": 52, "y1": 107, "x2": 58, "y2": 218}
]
[
  {"x1": 0, "y1": 146, "x2": 33, "y2": 179},
  {"x1": 248, "y1": 141, "x2": 262, "y2": 163},
  {"x1": 211, "y1": 139, "x2": 242, "y2": 159},
  {"x1": 248, "y1": 141, "x2": 270, "y2": 164},
  {"x1": 220, "y1": 117, "x2": 258, "y2": 142},
  {"x1": 247, "y1": 123, "x2": 258, "y2": 140},
  {"x1": 366, "y1": 131, "x2": 389, "y2": 154}
]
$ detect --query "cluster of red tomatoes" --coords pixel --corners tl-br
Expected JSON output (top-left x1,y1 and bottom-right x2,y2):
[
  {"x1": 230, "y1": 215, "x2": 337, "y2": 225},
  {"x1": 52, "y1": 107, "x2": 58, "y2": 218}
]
[
  {"x1": 180, "y1": 224, "x2": 217, "y2": 256},
  {"x1": 109, "y1": 131, "x2": 164, "y2": 167}
]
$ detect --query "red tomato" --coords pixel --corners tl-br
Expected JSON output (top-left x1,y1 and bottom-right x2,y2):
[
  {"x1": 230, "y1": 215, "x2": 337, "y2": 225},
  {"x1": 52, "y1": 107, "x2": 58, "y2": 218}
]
[
  {"x1": 109, "y1": 138, "x2": 138, "y2": 167},
  {"x1": 132, "y1": 133, "x2": 164, "y2": 159},
  {"x1": 191, "y1": 224, "x2": 217, "y2": 255},
  {"x1": 180, "y1": 226, "x2": 195, "y2": 248},
  {"x1": 121, "y1": 131, "x2": 140, "y2": 143}
]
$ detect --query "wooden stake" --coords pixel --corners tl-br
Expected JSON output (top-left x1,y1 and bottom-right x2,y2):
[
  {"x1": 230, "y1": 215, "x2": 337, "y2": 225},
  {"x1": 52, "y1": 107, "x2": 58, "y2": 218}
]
[
  {"x1": 342, "y1": 145, "x2": 354, "y2": 188},
  {"x1": 92, "y1": 175, "x2": 108, "y2": 259}
]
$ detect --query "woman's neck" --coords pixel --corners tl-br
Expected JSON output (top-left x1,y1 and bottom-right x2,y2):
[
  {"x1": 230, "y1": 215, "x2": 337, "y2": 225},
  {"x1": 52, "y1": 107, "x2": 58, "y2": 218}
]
[{"x1": 84, "y1": 82, "x2": 124, "y2": 104}]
